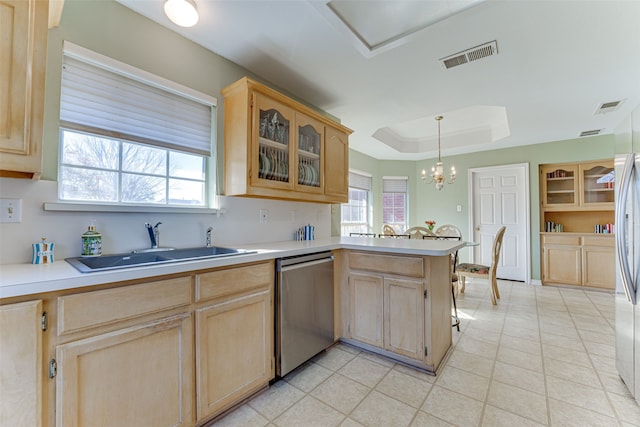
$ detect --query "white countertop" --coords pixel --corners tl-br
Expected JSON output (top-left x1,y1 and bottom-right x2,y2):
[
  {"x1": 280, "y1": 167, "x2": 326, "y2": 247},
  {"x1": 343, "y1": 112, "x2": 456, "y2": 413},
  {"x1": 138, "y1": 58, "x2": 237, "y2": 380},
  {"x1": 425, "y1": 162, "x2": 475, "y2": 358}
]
[{"x1": 0, "y1": 237, "x2": 464, "y2": 299}]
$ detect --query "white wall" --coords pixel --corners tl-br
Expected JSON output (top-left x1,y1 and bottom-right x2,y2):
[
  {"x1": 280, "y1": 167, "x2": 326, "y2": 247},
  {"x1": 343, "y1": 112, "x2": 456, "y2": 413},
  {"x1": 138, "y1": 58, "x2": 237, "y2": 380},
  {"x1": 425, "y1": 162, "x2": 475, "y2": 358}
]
[{"x1": 0, "y1": 178, "x2": 330, "y2": 264}]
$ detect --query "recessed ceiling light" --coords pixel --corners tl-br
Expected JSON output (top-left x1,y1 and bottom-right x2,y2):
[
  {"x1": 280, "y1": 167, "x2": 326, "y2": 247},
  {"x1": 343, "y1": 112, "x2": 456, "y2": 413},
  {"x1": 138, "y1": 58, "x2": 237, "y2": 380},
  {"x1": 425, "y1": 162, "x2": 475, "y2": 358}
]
[{"x1": 164, "y1": 0, "x2": 199, "y2": 28}]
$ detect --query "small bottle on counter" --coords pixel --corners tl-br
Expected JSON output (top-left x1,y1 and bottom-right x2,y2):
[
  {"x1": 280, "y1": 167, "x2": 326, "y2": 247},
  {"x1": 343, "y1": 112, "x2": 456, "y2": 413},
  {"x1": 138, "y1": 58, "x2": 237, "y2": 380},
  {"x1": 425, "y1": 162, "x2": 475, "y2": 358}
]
[{"x1": 82, "y1": 225, "x2": 102, "y2": 257}]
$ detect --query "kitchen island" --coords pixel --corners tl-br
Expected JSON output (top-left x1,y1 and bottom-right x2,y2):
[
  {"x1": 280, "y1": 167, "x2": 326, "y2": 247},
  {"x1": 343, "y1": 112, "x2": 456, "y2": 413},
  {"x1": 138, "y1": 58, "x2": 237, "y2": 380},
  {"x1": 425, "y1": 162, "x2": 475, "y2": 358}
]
[{"x1": 0, "y1": 237, "x2": 462, "y2": 427}]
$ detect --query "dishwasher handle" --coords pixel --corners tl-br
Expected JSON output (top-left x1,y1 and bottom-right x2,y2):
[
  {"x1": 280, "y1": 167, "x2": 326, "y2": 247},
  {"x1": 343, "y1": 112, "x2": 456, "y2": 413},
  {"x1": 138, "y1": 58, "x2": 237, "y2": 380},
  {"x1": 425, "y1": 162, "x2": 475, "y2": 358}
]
[{"x1": 279, "y1": 257, "x2": 333, "y2": 272}]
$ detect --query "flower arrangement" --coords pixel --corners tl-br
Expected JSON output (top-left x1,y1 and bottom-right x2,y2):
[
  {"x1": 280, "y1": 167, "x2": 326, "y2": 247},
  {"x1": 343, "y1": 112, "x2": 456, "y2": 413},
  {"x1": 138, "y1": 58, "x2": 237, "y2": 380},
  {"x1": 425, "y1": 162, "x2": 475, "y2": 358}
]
[{"x1": 425, "y1": 220, "x2": 436, "y2": 231}]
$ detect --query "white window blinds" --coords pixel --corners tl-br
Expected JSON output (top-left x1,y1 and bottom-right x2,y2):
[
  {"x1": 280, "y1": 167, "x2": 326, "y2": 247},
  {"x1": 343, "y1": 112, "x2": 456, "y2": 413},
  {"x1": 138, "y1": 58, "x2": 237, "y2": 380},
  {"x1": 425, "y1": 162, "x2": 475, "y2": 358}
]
[
  {"x1": 60, "y1": 43, "x2": 215, "y2": 156},
  {"x1": 349, "y1": 171, "x2": 372, "y2": 191},
  {"x1": 383, "y1": 176, "x2": 408, "y2": 192}
]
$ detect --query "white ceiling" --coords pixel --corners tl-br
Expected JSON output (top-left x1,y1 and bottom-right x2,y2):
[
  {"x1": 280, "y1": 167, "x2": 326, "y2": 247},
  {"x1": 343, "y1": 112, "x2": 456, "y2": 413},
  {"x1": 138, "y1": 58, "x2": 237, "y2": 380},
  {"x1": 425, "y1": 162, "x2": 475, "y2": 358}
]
[{"x1": 115, "y1": 0, "x2": 640, "y2": 161}]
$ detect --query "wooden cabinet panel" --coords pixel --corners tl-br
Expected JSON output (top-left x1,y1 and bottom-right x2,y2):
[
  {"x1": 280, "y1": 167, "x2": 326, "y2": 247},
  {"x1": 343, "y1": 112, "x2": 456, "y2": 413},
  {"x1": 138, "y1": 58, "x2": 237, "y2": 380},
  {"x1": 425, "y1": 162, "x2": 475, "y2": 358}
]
[
  {"x1": 384, "y1": 278, "x2": 424, "y2": 359},
  {"x1": 583, "y1": 245, "x2": 615, "y2": 289},
  {"x1": 196, "y1": 288, "x2": 273, "y2": 421},
  {"x1": 0, "y1": 300, "x2": 42, "y2": 427},
  {"x1": 57, "y1": 276, "x2": 192, "y2": 335},
  {"x1": 543, "y1": 244, "x2": 581, "y2": 285},
  {"x1": 324, "y1": 126, "x2": 349, "y2": 201},
  {"x1": 348, "y1": 273, "x2": 384, "y2": 347},
  {"x1": 56, "y1": 313, "x2": 194, "y2": 427},
  {"x1": 195, "y1": 261, "x2": 273, "y2": 303},
  {"x1": 542, "y1": 235, "x2": 581, "y2": 246},
  {"x1": 0, "y1": 0, "x2": 48, "y2": 178},
  {"x1": 348, "y1": 252, "x2": 424, "y2": 278}
]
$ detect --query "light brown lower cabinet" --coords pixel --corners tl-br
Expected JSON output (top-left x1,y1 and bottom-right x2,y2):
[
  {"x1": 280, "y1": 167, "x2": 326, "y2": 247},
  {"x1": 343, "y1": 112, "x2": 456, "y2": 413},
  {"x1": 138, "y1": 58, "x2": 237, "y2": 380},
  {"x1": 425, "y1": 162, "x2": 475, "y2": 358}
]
[
  {"x1": 542, "y1": 234, "x2": 614, "y2": 289},
  {"x1": 348, "y1": 273, "x2": 384, "y2": 347},
  {"x1": 195, "y1": 287, "x2": 273, "y2": 420},
  {"x1": 55, "y1": 314, "x2": 194, "y2": 427},
  {"x1": 384, "y1": 277, "x2": 425, "y2": 360},
  {"x1": 0, "y1": 300, "x2": 43, "y2": 427},
  {"x1": 342, "y1": 251, "x2": 450, "y2": 373},
  {"x1": 0, "y1": 261, "x2": 275, "y2": 427},
  {"x1": 194, "y1": 261, "x2": 275, "y2": 422}
]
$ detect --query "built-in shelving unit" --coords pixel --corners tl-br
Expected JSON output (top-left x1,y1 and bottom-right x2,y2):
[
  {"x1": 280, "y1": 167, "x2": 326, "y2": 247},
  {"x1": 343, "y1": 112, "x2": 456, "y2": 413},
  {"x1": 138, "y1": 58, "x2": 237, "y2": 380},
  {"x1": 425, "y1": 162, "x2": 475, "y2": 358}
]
[{"x1": 539, "y1": 159, "x2": 614, "y2": 289}]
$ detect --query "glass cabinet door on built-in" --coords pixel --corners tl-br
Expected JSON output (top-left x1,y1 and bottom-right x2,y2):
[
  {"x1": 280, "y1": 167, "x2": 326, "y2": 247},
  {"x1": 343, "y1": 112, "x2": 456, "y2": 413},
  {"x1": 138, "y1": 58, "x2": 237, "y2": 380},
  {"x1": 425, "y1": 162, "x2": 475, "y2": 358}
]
[
  {"x1": 580, "y1": 161, "x2": 614, "y2": 207},
  {"x1": 541, "y1": 164, "x2": 579, "y2": 208}
]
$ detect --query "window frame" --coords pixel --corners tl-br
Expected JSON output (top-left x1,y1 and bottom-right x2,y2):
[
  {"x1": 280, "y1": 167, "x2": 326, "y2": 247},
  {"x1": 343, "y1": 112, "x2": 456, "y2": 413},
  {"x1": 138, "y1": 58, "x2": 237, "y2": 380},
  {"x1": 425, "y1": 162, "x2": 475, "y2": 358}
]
[
  {"x1": 382, "y1": 176, "x2": 408, "y2": 233},
  {"x1": 341, "y1": 170, "x2": 373, "y2": 236},
  {"x1": 55, "y1": 41, "x2": 217, "y2": 211}
]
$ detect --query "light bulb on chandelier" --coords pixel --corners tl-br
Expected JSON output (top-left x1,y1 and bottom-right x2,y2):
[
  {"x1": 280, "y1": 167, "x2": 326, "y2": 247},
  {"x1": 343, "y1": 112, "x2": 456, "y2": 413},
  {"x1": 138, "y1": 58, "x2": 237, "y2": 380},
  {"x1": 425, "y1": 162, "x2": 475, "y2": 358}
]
[{"x1": 421, "y1": 115, "x2": 456, "y2": 191}]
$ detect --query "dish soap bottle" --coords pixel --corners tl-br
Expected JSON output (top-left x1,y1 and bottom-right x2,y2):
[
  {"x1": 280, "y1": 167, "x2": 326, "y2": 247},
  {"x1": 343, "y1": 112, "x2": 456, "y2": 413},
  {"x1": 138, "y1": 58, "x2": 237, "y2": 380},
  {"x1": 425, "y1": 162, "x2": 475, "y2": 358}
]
[{"x1": 82, "y1": 224, "x2": 102, "y2": 257}]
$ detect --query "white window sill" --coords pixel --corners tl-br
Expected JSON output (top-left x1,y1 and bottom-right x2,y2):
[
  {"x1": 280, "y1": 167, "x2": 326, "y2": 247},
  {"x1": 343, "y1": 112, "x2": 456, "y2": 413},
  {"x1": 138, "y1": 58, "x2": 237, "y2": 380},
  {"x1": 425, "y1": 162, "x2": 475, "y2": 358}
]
[{"x1": 43, "y1": 202, "x2": 221, "y2": 215}]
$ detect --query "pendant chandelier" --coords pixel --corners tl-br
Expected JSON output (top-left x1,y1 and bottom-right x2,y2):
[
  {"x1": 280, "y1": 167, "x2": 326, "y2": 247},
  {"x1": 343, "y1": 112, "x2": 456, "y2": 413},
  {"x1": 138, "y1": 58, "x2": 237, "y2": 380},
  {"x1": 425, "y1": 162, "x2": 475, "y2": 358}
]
[{"x1": 421, "y1": 115, "x2": 456, "y2": 191}]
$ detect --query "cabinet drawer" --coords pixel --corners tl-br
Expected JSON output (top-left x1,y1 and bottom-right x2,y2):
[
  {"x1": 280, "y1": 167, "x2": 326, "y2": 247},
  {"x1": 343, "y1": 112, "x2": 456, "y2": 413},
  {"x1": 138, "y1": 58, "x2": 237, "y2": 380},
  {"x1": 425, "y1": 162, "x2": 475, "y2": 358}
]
[
  {"x1": 57, "y1": 276, "x2": 192, "y2": 335},
  {"x1": 195, "y1": 261, "x2": 273, "y2": 303},
  {"x1": 542, "y1": 235, "x2": 581, "y2": 246},
  {"x1": 583, "y1": 236, "x2": 614, "y2": 247},
  {"x1": 348, "y1": 252, "x2": 424, "y2": 278}
]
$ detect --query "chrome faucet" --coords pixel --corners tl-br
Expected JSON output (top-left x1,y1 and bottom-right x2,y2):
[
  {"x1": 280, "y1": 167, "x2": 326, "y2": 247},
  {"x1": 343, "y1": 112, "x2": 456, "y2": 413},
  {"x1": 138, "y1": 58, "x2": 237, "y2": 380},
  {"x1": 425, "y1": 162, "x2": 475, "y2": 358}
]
[
  {"x1": 145, "y1": 222, "x2": 162, "y2": 248},
  {"x1": 206, "y1": 227, "x2": 213, "y2": 248}
]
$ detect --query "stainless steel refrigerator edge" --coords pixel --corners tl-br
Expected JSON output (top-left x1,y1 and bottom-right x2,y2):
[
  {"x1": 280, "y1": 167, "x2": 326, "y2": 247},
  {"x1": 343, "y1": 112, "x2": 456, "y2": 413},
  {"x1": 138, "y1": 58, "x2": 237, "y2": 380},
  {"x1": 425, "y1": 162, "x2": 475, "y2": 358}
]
[
  {"x1": 616, "y1": 106, "x2": 640, "y2": 403},
  {"x1": 276, "y1": 252, "x2": 335, "y2": 377}
]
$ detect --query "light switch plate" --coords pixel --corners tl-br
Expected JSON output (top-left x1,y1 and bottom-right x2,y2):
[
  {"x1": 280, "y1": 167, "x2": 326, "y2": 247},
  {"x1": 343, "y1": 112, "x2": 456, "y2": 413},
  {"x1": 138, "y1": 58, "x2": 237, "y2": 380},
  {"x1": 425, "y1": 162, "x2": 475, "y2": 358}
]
[{"x1": 0, "y1": 199, "x2": 22, "y2": 223}]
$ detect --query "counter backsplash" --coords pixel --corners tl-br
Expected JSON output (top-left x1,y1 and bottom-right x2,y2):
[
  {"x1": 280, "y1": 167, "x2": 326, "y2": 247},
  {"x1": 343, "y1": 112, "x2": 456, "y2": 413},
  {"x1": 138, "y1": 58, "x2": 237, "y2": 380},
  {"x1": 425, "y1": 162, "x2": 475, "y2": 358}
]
[{"x1": 0, "y1": 178, "x2": 331, "y2": 264}]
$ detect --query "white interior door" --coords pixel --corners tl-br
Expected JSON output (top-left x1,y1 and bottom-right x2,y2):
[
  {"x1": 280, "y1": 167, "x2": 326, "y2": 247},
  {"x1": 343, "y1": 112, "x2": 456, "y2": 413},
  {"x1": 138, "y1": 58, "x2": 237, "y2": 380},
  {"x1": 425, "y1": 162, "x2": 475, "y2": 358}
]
[{"x1": 469, "y1": 163, "x2": 530, "y2": 282}]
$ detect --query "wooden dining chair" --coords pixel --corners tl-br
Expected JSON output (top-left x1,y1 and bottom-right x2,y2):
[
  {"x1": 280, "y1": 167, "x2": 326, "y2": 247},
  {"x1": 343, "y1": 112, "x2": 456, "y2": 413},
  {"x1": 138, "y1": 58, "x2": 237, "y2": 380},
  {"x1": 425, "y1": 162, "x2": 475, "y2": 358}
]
[
  {"x1": 456, "y1": 226, "x2": 506, "y2": 305},
  {"x1": 435, "y1": 224, "x2": 462, "y2": 239},
  {"x1": 378, "y1": 233, "x2": 410, "y2": 239},
  {"x1": 405, "y1": 226, "x2": 436, "y2": 239},
  {"x1": 381, "y1": 224, "x2": 396, "y2": 236}
]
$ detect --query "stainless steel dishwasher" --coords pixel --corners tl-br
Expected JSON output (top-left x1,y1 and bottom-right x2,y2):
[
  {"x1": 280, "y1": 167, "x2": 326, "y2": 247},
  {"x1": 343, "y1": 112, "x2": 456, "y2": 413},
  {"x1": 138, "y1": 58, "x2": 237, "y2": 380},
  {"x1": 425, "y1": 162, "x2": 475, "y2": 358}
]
[{"x1": 276, "y1": 251, "x2": 334, "y2": 377}]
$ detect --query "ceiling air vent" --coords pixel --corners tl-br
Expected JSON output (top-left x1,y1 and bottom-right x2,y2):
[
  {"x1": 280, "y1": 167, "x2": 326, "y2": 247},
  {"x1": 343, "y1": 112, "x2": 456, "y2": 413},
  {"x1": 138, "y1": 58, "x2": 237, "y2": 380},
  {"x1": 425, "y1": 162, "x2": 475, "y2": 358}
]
[
  {"x1": 594, "y1": 100, "x2": 624, "y2": 114},
  {"x1": 580, "y1": 129, "x2": 601, "y2": 137},
  {"x1": 440, "y1": 40, "x2": 498, "y2": 69}
]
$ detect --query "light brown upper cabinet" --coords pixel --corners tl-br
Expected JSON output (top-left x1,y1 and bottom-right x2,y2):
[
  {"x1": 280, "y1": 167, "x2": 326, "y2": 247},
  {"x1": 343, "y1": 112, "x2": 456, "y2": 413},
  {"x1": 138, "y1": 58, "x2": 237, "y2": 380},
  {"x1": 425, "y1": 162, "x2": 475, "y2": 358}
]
[
  {"x1": 222, "y1": 77, "x2": 352, "y2": 203},
  {"x1": 0, "y1": 0, "x2": 48, "y2": 179},
  {"x1": 540, "y1": 159, "x2": 614, "y2": 210},
  {"x1": 579, "y1": 160, "x2": 615, "y2": 208}
]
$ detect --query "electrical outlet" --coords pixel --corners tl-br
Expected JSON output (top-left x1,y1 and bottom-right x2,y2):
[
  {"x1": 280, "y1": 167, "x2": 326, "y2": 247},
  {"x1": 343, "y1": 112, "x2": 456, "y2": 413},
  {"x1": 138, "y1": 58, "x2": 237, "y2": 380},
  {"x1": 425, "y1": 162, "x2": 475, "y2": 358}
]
[
  {"x1": 0, "y1": 199, "x2": 22, "y2": 223},
  {"x1": 456, "y1": 204, "x2": 462, "y2": 212},
  {"x1": 259, "y1": 209, "x2": 268, "y2": 223}
]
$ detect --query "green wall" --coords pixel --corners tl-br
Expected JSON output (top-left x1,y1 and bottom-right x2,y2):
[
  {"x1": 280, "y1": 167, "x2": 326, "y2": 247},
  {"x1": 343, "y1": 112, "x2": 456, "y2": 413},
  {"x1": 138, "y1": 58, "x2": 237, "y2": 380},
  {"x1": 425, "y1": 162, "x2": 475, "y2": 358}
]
[{"x1": 348, "y1": 134, "x2": 615, "y2": 281}]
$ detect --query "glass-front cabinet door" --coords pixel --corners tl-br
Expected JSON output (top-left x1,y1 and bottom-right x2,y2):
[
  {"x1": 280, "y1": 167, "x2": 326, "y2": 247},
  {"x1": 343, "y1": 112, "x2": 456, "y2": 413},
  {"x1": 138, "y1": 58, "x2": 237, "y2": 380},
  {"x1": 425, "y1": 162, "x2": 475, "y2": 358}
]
[
  {"x1": 252, "y1": 93, "x2": 294, "y2": 190},
  {"x1": 580, "y1": 160, "x2": 614, "y2": 207},
  {"x1": 295, "y1": 113, "x2": 323, "y2": 193},
  {"x1": 541, "y1": 164, "x2": 578, "y2": 208}
]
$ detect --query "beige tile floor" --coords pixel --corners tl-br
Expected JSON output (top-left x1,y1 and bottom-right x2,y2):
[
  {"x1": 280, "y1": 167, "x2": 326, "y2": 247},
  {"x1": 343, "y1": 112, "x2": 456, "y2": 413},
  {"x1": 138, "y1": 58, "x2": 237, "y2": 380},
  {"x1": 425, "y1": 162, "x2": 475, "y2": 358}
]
[{"x1": 210, "y1": 279, "x2": 640, "y2": 426}]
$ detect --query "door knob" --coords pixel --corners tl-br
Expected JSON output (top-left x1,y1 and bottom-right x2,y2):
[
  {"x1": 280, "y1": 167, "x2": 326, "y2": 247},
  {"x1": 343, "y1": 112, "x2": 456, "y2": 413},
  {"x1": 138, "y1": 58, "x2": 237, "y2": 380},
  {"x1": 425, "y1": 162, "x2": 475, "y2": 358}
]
[{"x1": 475, "y1": 226, "x2": 480, "y2": 231}]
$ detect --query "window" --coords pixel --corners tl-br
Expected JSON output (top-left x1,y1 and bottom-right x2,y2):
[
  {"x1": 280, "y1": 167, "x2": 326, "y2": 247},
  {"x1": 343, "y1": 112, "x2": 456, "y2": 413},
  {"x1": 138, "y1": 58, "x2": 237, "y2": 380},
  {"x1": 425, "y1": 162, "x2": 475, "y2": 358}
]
[
  {"x1": 382, "y1": 176, "x2": 408, "y2": 233},
  {"x1": 58, "y1": 42, "x2": 216, "y2": 207},
  {"x1": 341, "y1": 171, "x2": 372, "y2": 236}
]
